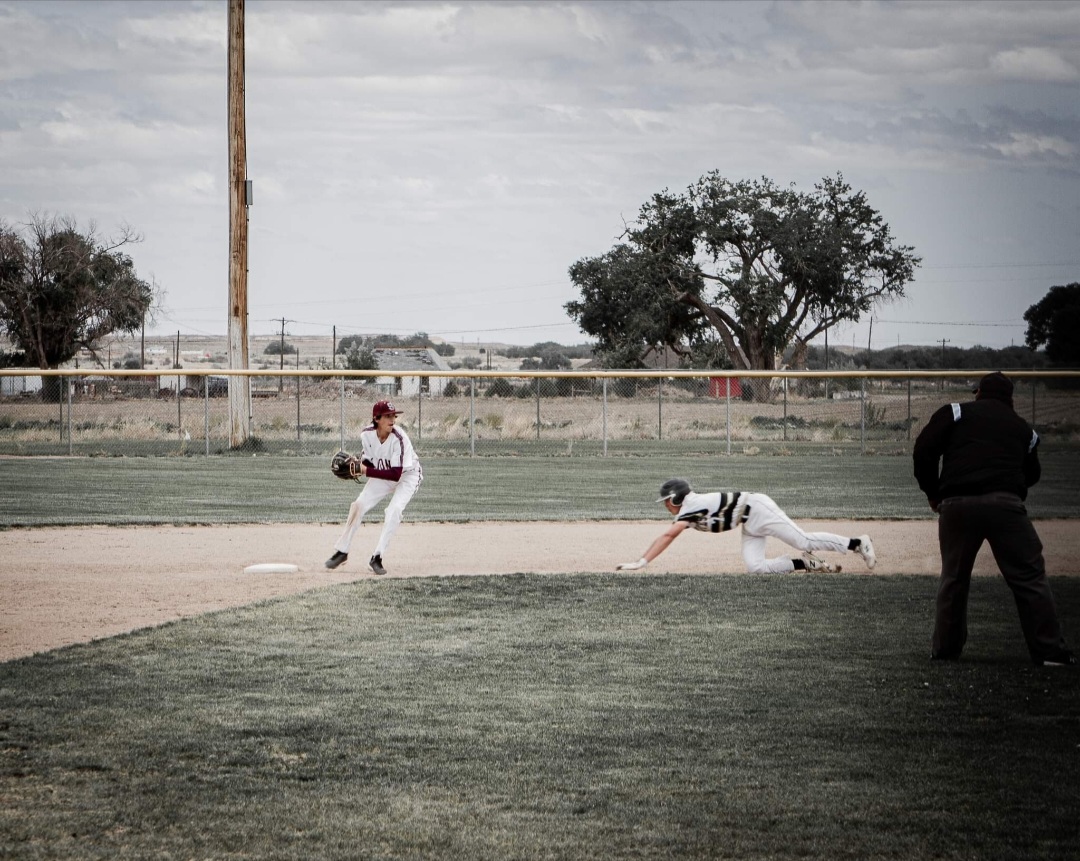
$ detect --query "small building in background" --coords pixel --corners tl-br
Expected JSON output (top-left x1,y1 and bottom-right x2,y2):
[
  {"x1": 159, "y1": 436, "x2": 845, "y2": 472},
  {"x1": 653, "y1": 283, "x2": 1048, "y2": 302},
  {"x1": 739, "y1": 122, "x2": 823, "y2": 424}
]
[
  {"x1": 709, "y1": 377, "x2": 742, "y2": 398},
  {"x1": 373, "y1": 348, "x2": 452, "y2": 397},
  {"x1": 0, "y1": 375, "x2": 42, "y2": 396}
]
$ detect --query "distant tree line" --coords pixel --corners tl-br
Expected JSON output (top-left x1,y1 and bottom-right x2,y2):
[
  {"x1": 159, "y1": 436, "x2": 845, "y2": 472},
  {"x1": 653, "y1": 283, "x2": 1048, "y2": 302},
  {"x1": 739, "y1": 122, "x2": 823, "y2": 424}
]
[
  {"x1": 263, "y1": 332, "x2": 1074, "y2": 375},
  {"x1": 802, "y1": 343, "x2": 1050, "y2": 372},
  {"x1": 331, "y1": 331, "x2": 457, "y2": 371},
  {"x1": 336, "y1": 332, "x2": 455, "y2": 357},
  {"x1": 501, "y1": 342, "x2": 594, "y2": 360}
]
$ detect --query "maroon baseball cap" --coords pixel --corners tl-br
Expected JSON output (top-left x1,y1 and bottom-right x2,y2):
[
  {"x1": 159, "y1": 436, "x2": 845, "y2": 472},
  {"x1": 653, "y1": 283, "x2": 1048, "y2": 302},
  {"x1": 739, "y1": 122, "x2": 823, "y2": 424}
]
[{"x1": 372, "y1": 400, "x2": 402, "y2": 419}]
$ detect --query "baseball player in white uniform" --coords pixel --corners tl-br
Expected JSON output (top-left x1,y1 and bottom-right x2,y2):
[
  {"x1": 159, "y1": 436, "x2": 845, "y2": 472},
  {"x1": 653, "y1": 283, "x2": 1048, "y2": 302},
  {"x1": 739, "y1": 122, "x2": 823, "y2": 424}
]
[
  {"x1": 325, "y1": 400, "x2": 422, "y2": 575},
  {"x1": 616, "y1": 479, "x2": 876, "y2": 574}
]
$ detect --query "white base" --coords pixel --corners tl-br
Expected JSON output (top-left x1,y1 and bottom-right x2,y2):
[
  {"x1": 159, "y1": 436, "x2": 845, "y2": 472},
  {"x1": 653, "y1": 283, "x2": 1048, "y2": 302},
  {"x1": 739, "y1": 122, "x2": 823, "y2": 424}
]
[{"x1": 243, "y1": 563, "x2": 300, "y2": 574}]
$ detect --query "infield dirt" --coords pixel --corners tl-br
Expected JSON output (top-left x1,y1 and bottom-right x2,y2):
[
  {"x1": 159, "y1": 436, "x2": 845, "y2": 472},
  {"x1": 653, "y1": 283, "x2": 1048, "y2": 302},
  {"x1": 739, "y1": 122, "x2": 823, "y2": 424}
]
[{"x1": 3, "y1": 519, "x2": 1078, "y2": 661}]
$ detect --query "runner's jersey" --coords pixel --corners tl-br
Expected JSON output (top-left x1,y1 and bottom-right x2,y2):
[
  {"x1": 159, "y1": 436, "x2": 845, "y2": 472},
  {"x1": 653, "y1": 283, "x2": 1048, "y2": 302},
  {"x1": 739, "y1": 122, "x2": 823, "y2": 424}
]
[{"x1": 674, "y1": 491, "x2": 750, "y2": 533}]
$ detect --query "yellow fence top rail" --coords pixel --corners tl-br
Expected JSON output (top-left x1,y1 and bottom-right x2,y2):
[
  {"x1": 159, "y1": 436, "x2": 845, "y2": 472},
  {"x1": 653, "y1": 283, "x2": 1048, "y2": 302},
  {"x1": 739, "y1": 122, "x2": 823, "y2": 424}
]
[{"x1": 2, "y1": 368, "x2": 1079, "y2": 380}]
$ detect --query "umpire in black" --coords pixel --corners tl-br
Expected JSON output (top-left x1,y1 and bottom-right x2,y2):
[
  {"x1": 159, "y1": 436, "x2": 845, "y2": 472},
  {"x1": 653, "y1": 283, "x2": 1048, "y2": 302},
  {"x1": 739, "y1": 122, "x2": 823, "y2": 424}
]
[{"x1": 913, "y1": 371, "x2": 1074, "y2": 666}]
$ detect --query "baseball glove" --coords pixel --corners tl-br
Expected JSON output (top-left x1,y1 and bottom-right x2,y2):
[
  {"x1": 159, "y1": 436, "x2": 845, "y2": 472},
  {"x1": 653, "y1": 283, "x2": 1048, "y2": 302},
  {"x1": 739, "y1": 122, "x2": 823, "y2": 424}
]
[{"x1": 330, "y1": 450, "x2": 362, "y2": 481}]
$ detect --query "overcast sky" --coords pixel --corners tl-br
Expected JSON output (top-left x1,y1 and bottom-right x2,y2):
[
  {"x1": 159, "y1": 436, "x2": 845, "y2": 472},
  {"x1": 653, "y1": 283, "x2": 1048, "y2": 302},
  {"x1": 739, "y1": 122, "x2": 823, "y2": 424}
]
[{"x1": 2, "y1": 0, "x2": 1078, "y2": 351}]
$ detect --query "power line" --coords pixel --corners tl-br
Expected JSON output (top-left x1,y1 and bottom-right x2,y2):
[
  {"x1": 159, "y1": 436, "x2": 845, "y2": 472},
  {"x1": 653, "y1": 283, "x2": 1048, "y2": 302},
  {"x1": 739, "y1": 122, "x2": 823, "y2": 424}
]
[
  {"x1": 874, "y1": 319, "x2": 1020, "y2": 327},
  {"x1": 429, "y1": 322, "x2": 578, "y2": 336},
  {"x1": 918, "y1": 261, "x2": 1079, "y2": 270},
  {"x1": 912, "y1": 276, "x2": 1073, "y2": 285}
]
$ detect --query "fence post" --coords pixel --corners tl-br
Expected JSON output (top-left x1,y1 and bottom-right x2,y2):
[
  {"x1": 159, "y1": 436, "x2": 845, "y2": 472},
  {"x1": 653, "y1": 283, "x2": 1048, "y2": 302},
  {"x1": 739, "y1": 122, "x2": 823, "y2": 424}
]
[
  {"x1": 657, "y1": 377, "x2": 663, "y2": 441},
  {"x1": 906, "y1": 378, "x2": 912, "y2": 441},
  {"x1": 1031, "y1": 378, "x2": 1037, "y2": 425},
  {"x1": 602, "y1": 377, "x2": 608, "y2": 457},
  {"x1": 535, "y1": 376, "x2": 540, "y2": 441},
  {"x1": 339, "y1": 377, "x2": 345, "y2": 451},
  {"x1": 417, "y1": 385, "x2": 422, "y2": 445},
  {"x1": 176, "y1": 371, "x2": 182, "y2": 444},
  {"x1": 783, "y1": 376, "x2": 788, "y2": 442},
  {"x1": 860, "y1": 376, "x2": 866, "y2": 454},
  {"x1": 469, "y1": 377, "x2": 476, "y2": 457},
  {"x1": 296, "y1": 351, "x2": 301, "y2": 448},
  {"x1": 725, "y1": 378, "x2": 731, "y2": 455},
  {"x1": 204, "y1": 380, "x2": 210, "y2": 457},
  {"x1": 67, "y1": 376, "x2": 73, "y2": 456}
]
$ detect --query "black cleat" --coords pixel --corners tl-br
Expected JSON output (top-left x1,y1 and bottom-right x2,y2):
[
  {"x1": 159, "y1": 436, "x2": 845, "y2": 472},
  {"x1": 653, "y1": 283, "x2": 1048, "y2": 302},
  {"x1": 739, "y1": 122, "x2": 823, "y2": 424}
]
[
  {"x1": 369, "y1": 554, "x2": 387, "y2": 576},
  {"x1": 325, "y1": 551, "x2": 348, "y2": 570}
]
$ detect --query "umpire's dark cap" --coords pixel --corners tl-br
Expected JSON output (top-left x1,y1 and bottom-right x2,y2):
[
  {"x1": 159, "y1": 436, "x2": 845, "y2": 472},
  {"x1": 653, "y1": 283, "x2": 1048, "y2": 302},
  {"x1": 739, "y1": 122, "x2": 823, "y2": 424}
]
[{"x1": 973, "y1": 372, "x2": 1013, "y2": 399}]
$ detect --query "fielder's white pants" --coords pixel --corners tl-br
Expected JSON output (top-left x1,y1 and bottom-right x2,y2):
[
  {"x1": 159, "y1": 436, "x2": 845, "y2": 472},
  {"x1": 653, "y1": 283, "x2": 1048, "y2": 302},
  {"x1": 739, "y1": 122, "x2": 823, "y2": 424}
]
[
  {"x1": 740, "y1": 492, "x2": 850, "y2": 574},
  {"x1": 334, "y1": 468, "x2": 422, "y2": 558}
]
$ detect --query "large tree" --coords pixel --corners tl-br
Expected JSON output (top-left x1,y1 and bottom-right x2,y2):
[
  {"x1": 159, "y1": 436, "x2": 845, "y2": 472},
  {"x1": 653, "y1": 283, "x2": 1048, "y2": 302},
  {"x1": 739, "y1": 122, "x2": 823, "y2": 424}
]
[
  {"x1": 0, "y1": 215, "x2": 156, "y2": 397},
  {"x1": 1024, "y1": 283, "x2": 1080, "y2": 367},
  {"x1": 566, "y1": 172, "x2": 920, "y2": 383}
]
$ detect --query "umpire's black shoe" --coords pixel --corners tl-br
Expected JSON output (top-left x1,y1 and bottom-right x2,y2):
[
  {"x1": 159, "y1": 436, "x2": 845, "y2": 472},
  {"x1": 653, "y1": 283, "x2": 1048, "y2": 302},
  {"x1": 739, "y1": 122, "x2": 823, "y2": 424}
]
[
  {"x1": 369, "y1": 554, "x2": 387, "y2": 576},
  {"x1": 325, "y1": 551, "x2": 348, "y2": 570}
]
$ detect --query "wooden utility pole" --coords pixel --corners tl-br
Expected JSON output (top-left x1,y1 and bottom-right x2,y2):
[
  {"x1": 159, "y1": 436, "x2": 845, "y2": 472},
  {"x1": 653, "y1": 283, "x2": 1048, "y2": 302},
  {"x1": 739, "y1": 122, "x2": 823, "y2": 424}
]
[{"x1": 227, "y1": 0, "x2": 251, "y2": 447}]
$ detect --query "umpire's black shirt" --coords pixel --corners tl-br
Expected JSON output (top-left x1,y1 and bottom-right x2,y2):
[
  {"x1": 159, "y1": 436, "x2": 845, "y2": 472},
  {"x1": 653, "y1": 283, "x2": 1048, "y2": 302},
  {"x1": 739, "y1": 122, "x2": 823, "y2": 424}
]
[{"x1": 913, "y1": 395, "x2": 1040, "y2": 504}]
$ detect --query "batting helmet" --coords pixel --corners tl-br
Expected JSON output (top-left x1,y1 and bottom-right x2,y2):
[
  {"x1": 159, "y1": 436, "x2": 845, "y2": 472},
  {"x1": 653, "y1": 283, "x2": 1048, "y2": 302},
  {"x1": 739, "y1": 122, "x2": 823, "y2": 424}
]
[{"x1": 657, "y1": 478, "x2": 691, "y2": 505}]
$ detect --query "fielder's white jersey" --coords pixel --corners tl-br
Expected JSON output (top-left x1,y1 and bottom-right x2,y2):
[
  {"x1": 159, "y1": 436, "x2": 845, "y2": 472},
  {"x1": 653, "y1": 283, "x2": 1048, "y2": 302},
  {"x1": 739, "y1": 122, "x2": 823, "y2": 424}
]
[
  {"x1": 358, "y1": 425, "x2": 419, "y2": 478},
  {"x1": 674, "y1": 491, "x2": 751, "y2": 533}
]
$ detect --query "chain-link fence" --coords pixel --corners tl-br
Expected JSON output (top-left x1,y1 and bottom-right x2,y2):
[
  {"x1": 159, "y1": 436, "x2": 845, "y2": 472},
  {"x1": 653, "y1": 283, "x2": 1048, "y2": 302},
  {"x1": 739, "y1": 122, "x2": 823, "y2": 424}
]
[{"x1": 1, "y1": 370, "x2": 1078, "y2": 457}]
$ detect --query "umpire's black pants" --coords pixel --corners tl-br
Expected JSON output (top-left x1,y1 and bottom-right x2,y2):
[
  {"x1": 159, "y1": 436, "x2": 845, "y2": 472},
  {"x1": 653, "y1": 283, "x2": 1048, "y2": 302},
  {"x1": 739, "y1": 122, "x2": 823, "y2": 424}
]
[{"x1": 934, "y1": 491, "x2": 1067, "y2": 664}]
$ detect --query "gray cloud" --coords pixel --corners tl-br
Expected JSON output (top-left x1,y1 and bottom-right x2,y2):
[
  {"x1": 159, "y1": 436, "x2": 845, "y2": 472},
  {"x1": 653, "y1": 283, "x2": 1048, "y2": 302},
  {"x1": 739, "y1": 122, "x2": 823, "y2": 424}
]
[{"x1": 1, "y1": 0, "x2": 1077, "y2": 347}]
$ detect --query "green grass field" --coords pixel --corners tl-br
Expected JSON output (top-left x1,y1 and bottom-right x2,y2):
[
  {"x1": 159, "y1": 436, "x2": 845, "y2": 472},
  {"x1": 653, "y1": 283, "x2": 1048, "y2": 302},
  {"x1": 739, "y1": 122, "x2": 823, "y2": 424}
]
[
  {"x1": 2, "y1": 574, "x2": 1078, "y2": 860},
  {"x1": 3, "y1": 451, "x2": 1078, "y2": 858},
  {"x1": 3, "y1": 451, "x2": 1080, "y2": 526}
]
